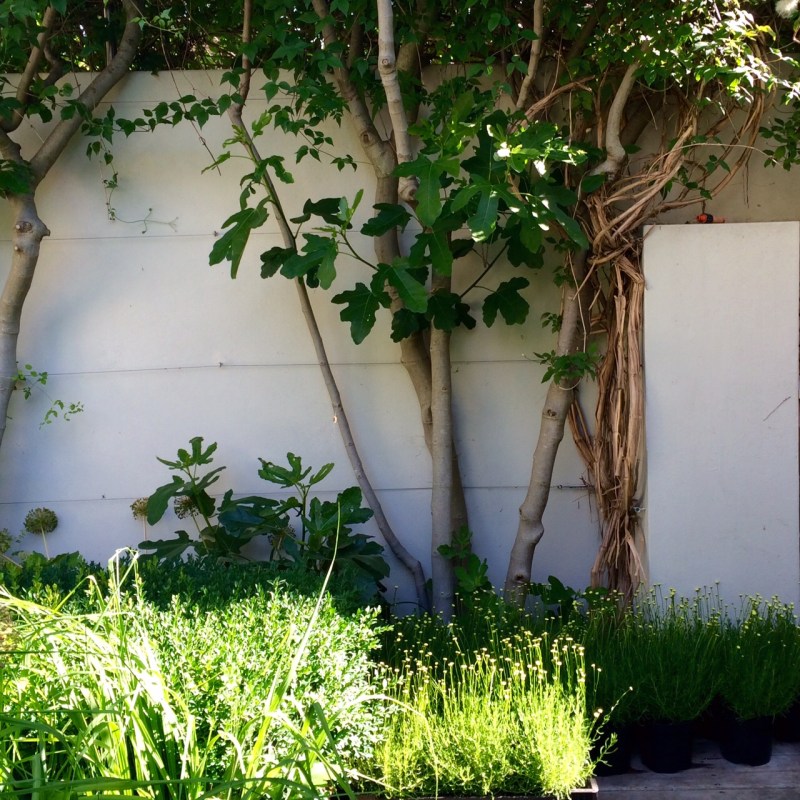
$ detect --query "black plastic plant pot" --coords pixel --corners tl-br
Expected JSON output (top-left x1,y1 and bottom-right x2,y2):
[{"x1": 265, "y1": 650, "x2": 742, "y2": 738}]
[
  {"x1": 720, "y1": 716, "x2": 773, "y2": 766},
  {"x1": 639, "y1": 720, "x2": 694, "y2": 773}
]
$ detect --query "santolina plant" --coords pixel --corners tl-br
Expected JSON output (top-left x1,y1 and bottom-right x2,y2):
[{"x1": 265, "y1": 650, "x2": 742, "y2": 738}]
[
  {"x1": 372, "y1": 609, "x2": 600, "y2": 799},
  {"x1": 719, "y1": 595, "x2": 800, "y2": 720}
]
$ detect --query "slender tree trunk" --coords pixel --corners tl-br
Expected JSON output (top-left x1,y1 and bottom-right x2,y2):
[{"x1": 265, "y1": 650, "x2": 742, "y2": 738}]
[
  {"x1": 0, "y1": 1, "x2": 143, "y2": 454},
  {"x1": 313, "y1": 0, "x2": 466, "y2": 605},
  {"x1": 231, "y1": 0, "x2": 430, "y2": 608},
  {"x1": 504, "y1": 250, "x2": 590, "y2": 603},
  {"x1": 0, "y1": 194, "x2": 49, "y2": 448},
  {"x1": 430, "y1": 275, "x2": 455, "y2": 618}
]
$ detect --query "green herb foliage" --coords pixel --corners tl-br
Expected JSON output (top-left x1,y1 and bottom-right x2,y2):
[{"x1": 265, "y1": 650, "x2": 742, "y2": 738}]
[
  {"x1": 719, "y1": 595, "x2": 800, "y2": 720},
  {"x1": 0, "y1": 553, "x2": 383, "y2": 798}
]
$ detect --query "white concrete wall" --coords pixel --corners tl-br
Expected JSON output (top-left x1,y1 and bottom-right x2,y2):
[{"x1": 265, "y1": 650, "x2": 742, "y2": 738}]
[
  {"x1": 642, "y1": 223, "x2": 800, "y2": 607},
  {"x1": 1, "y1": 72, "x2": 799, "y2": 607},
  {"x1": 0, "y1": 72, "x2": 598, "y2": 606}
]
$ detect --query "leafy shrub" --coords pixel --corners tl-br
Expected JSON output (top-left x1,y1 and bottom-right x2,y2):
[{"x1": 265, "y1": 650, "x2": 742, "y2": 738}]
[
  {"x1": 373, "y1": 596, "x2": 599, "y2": 799},
  {"x1": 141, "y1": 437, "x2": 389, "y2": 602},
  {"x1": 719, "y1": 596, "x2": 800, "y2": 719},
  {"x1": 374, "y1": 625, "x2": 597, "y2": 799},
  {"x1": 0, "y1": 550, "x2": 104, "y2": 602}
]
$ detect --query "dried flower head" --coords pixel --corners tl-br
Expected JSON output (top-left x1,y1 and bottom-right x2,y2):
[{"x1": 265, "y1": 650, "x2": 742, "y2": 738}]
[
  {"x1": 174, "y1": 495, "x2": 199, "y2": 520},
  {"x1": 130, "y1": 497, "x2": 149, "y2": 521},
  {"x1": 23, "y1": 507, "x2": 58, "y2": 535}
]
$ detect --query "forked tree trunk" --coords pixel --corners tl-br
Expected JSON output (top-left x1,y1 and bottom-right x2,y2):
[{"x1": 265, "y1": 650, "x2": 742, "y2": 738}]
[
  {"x1": 232, "y1": 0, "x2": 431, "y2": 609},
  {"x1": 316, "y1": 0, "x2": 468, "y2": 601},
  {"x1": 504, "y1": 250, "x2": 590, "y2": 602}
]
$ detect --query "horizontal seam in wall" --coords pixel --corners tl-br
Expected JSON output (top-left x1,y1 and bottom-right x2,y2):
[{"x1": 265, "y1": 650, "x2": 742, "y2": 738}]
[
  {"x1": 0, "y1": 485, "x2": 587, "y2": 507},
  {"x1": 0, "y1": 230, "x2": 287, "y2": 244},
  {"x1": 23, "y1": 359, "x2": 536, "y2": 378}
]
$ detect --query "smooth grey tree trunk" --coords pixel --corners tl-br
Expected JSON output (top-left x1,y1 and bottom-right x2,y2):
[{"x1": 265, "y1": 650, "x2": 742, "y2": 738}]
[
  {"x1": 0, "y1": 1, "x2": 143, "y2": 454},
  {"x1": 504, "y1": 251, "x2": 590, "y2": 602}
]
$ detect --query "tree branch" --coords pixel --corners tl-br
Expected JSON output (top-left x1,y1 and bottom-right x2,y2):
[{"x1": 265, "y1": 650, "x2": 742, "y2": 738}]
[
  {"x1": 566, "y1": 0, "x2": 607, "y2": 63},
  {"x1": 377, "y1": 0, "x2": 418, "y2": 202},
  {"x1": 589, "y1": 60, "x2": 640, "y2": 179},
  {"x1": 312, "y1": 0, "x2": 395, "y2": 176},
  {"x1": 29, "y1": 0, "x2": 144, "y2": 184},
  {"x1": 504, "y1": 250, "x2": 590, "y2": 603},
  {"x1": 228, "y1": 0, "x2": 430, "y2": 610},
  {"x1": 2, "y1": 5, "x2": 60, "y2": 134},
  {"x1": 515, "y1": 0, "x2": 544, "y2": 111}
]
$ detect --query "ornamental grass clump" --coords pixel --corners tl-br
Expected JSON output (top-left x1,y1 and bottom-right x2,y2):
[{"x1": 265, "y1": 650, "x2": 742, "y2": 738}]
[
  {"x1": 719, "y1": 596, "x2": 800, "y2": 720},
  {"x1": 375, "y1": 621, "x2": 597, "y2": 799}
]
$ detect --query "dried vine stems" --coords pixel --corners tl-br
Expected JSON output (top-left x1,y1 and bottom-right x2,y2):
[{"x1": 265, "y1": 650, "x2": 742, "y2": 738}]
[{"x1": 568, "y1": 76, "x2": 769, "y2": 599}]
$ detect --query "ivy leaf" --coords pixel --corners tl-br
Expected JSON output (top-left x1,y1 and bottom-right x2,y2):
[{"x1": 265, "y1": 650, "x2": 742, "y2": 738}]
[
  {"x1": 416, "y1": 159, "x2": 443, "y2": 227},
  {"x1": 482, "y1": 277, "x2": 530, "y2": 327},
  {"x1": 146, "y1": 476, "x2": 185, "y2": 525},
  {"x1": 579, "y1": 173, "x2": 606, "y2": 194},
  {"x1": 549, "y1": 204, "x2": 589, "y2": 249},
  {"x1": 332, "y1": 283, "x2": 381, "y2": 343},
  {"x1": 429, "y1": 231, "x2": 453, "y2": 275},
  {"x1": 138, "y1": 530, "x2": 193, "y2": 561},
  {"x1": 0, "y1": 159, "x2": 32, "y2": 196},
  {"x1": 391, "y1": 308, "x2": 428, "y2": 342},
  {"x1": 361, "y1": 203, "x2": 412, "y2": 237},
  {"x1": 210, "y1": 200, "x2": 269, "y2": 277},
  {"x1": 450, "y1": 238, "x2": 475, "y2": 260},
  {"x1": 396, "y1": 157, "x2": 444, "y2": 227},
  {"x1": 450, "y1": 184, "x2": 481, "y2": 213},
  {"x1": 519, "y1": 222, "x2": 543, "y2": 255},
  {"x1": 290, "y1": 197, "x2": 343, "y2": 225}
]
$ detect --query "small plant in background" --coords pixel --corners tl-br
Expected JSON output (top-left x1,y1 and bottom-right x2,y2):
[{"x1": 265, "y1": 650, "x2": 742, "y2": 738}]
[
  {"x1": 141, "y1": 437, "x2": 389, "y2": 600},
  {"x1": 624, "y1": 587, "x2": 723, "y2": 724},
  {"x1": 438, "y1": 525, "x2": 492, "y2": 610},
  {"x1": 12, "y1": 362, "x2": 84, "y2": 428},
  {"x1": 529, "y1": 575, "x2": 612, "y2": 625},
  {"x1": 130, "y1": 497, "x2": 149, "y2": 541},
  {"x1": 0, "y1": 528, "x2": 18, "y2": 566},
  {"x1": 22, "y1": 507, "x2": 58, "y2": 558}
]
